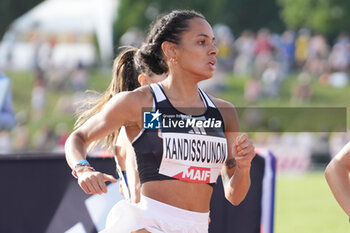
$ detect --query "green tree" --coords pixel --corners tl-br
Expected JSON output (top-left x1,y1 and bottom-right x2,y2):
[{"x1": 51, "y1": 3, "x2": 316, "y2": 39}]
[
  {"x1": 113, "y1": 0, "x2": 284, "y2": 50},
  {"x1": 279, "y1": 0, "x2": 350, "y2": 37},
  {"x1": 0, "y1": 0, "x2": 43, "y2": 38},
  {"x1": 113, "y1": 0, "x2": 224, "y2": 50},
  {"x1": 218, "y1": 0, "x2": 284, "y2": 34}
]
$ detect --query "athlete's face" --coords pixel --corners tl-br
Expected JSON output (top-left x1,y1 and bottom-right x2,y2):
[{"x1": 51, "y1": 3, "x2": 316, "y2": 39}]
[{"x1": 174, "y1": 18, "x2": 218, "y2": 80}]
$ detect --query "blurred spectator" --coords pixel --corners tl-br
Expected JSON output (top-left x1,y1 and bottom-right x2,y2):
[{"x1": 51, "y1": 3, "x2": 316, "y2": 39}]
[
  {"x1": 261, "y1": 61, "x2": 282, "y2": 98},
  {"x1": 304, "y1": 34, "x2": 329, "y2": 76},
  {"x1": 0, "y1": 26, "x2": 17, "y2": 69},
  {"x1": 325, "y1": 32, "x2": 350, "y2": 88},
  {"x1": 291, "y1": 72, "x2": 312, "y2": 104},
  {"x1": 311, "y1": 133, "x2": 331, "y2": 167},
  {"x1": 31, "y1": 71, "x2": 47, "y2": 121},
  {"x1": 11, "y1": 125, "x2": 30, "y2": 153},
  {"x1": 329, "y1": 32, "x2": 350, "y2": 72},
  {"x1": 0, "y1": 132, "x2": 12, "y2": 153},
  {"x1": 254, "y1": 28, "x2": 273, "y2": 77},
  {"x1": 53, "y1": 123, "x2": 69, "y2": 153},
  {"x1": 71, "y1": 61, "x2": 89, "y2": 91},
  {"x1": 244, "y1": 77, "x2": 261, "y2": 104},
  {"x1": 233, "y1": 30, "x2": 255, "y2": 76},
  {"x1": 33, "y1": 125, "x2": 55, "y2": 152},
  {"x1": 295, "y1": 28, "x2": 310, "y2": 69},
  {"x1": 10, "y1": 111, "x2": 30, "y2": 153},
  {"x1": 280, "y1": 30, "x2": 296, "y2": 74},
  {"x1": 0, "y1": 72, "x2": 16, "y2": 130},
  {"x1": 213, "y1": 24, "x2": 235, "y2": 71},
  {"x1": 0, "y1": 72, "x2": 16, "y2": 154}
]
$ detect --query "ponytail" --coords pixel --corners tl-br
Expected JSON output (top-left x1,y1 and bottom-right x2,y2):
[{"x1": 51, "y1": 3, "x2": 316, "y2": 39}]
[{"x1": 74, "y1": 47, "x2": 140, "y2": 150}]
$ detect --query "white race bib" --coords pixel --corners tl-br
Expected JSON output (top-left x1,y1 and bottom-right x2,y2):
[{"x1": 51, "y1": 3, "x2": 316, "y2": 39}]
[{"x1": 159, "y1": 132, "x2": 227, "y2": 183}]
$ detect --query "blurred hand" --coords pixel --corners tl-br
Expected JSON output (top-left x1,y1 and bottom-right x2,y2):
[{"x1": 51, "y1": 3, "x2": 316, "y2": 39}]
[
  {"x1": 234, "y1": 133, "x2": 256, "y2": 169},
  {"x1": 77, "y1": 168, "x2": 117, "y2": 195}
]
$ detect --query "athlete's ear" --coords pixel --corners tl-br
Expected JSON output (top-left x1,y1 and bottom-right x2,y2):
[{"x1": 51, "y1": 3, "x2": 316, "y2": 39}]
[
  {"x1": 161, "y1": 41, "x2": 176, "y2": 61},
  {"x1": 138, "y1": 74, "x2": 148, "y2": 86}
]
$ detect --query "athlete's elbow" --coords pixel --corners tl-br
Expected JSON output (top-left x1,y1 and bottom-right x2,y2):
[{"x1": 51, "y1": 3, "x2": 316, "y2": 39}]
[
  {"x1": 225, "y1": 191, "x2": 244, "y2": 206},
  {"x1": 324, "y1": 162, "x2": 332, "y2": 182},
  {"x1": 68, "y1": 131, "x2": 87, "y2": 145},
  {"x1": 225, "y1": 195, "x2": 243, "y2": 206},
  {"x1": 325, "y1": 159, "x2": 339, "y2": 184}
]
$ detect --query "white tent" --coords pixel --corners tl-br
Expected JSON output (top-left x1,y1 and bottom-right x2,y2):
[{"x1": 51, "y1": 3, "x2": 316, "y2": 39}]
[{"x1": 0, "y1": 0, "x2": 119, "y2": 70}]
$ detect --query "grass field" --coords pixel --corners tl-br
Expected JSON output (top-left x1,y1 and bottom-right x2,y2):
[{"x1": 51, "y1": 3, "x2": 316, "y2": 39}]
[{"x1": 275, "y1": 172, "x2": 349, "y2": 233}]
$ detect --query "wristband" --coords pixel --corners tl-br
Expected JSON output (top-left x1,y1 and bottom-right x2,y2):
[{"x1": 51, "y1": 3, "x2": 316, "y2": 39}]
[
  {"x1": 76, "y1": 160, "x2": 90, "y2": 166},
  {"x1": 71, "y1": 160, "x2": 95, "y2": 179}
]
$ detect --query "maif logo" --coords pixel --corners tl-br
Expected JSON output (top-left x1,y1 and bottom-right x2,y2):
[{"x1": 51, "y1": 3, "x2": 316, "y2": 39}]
[
  {"x1": 173, "y1": 166, "x2": 211, "y2": 183},
  {"x1": 143, "y1": 109, "x2": 162, "y2": 129}
]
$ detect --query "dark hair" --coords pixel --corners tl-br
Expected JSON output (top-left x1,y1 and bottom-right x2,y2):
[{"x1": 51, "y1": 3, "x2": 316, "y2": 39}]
[
  {"x1": 137, "y1": 10, "x2": 204, "y2": 75},
  {"x1": 134, "y1": 43, "x2": 156, "y2": 78}
]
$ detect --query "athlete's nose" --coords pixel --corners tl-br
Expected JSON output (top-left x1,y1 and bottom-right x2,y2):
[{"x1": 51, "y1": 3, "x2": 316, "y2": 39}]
[{"x1": 209, "y1": 44, "x2": 218, "y2": 56}]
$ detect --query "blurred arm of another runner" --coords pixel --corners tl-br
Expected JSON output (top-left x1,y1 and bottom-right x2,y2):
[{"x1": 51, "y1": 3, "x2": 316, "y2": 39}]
[
  {"x1": 118, "y1": 130, "x2": 141, "y2": 203},
  {"x1": 325, "y1": 141, "x2": 350, "y2": 216}
]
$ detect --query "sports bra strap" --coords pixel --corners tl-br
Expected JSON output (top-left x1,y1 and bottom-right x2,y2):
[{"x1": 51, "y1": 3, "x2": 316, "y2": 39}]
[
  {"x1": 150, "y1": 83, "x2": 166, "y2": 103},
  {"x1": 198, "y1": 88, "x2": 216, "y2": 108}
]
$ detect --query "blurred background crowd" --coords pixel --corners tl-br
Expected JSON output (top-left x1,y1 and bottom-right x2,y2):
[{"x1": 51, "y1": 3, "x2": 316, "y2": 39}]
[{"x1": 0, "y1": 0, "x2": 350, "y2": 174}]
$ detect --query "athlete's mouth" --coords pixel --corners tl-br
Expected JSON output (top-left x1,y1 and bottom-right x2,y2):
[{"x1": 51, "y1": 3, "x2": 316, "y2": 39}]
[{"x1": 209, "y1": 59, "x2": 216, "y2": 66}]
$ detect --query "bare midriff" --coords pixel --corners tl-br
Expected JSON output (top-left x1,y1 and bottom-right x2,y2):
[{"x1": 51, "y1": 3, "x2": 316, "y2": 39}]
[{"x1": 141, "y1": 179, "x2": 214, "y2": 212}]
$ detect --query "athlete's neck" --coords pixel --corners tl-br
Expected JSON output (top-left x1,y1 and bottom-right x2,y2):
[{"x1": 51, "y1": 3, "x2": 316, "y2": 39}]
[{"x1": 160, "y1": 75, "x2": 203, "y2": 108}]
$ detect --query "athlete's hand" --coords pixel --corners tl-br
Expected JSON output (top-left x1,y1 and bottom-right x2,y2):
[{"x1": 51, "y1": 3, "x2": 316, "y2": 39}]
[
  {"x1": 77, "y1": 168, "x2": 117, "y2": 195},
  {"x1": 234, "y1": 133, "x2": 256, "y2": 169}
]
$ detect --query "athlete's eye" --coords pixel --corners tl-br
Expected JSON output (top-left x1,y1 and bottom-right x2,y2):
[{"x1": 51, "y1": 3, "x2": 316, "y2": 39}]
[{"x1": 198, "y1": 40, "x2": 206, "y2": 45}]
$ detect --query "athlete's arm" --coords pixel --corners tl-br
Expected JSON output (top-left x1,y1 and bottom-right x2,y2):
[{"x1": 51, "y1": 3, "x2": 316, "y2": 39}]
[
  {"x1": 65, "y1": 88, "x2": 149, "y2": 195},
  {"x1": 118, "y1": 128, "x2": 141, "y2": 203},
  {"x1": 124, "y1": 137, "x2": 141, "y2": 203},
  {"x1": 214, "y1": 99, "x2": 256, "y2": 205},
  {"x1": 325, "y1": 141, "x2": 350, "y2": 216}
]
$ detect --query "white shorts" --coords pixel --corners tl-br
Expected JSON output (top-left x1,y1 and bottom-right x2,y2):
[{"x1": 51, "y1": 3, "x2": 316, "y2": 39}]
[{"x1": 101, "y1": 195, "x2": 209, "y2": 233}]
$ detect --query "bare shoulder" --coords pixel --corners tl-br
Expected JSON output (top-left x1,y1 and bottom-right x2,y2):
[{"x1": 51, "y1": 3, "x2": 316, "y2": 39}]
[
  {"x1": 109, "y1": 85, "x2": 153, "y2": 108},
  {"x1": 132, "y1": 85, "x2": 154, "y2": 99},
  {"x1": 104, "y1": 85, "x2": 153, "y2": 126},
  {"x1": 206, "y1": 94, "x2": 239, "y2": 131},
  {"x1": 209, "y1": 95, "x2": 236, "y2": 109},
  {"x1": 207, "y1": 94, "x2": 237, "y2": 116}
]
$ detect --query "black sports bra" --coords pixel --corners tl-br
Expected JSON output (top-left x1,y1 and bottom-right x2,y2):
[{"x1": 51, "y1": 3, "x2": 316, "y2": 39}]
[{"x1": 132, "y1": 83, "x2": 227, "y2": 187}]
